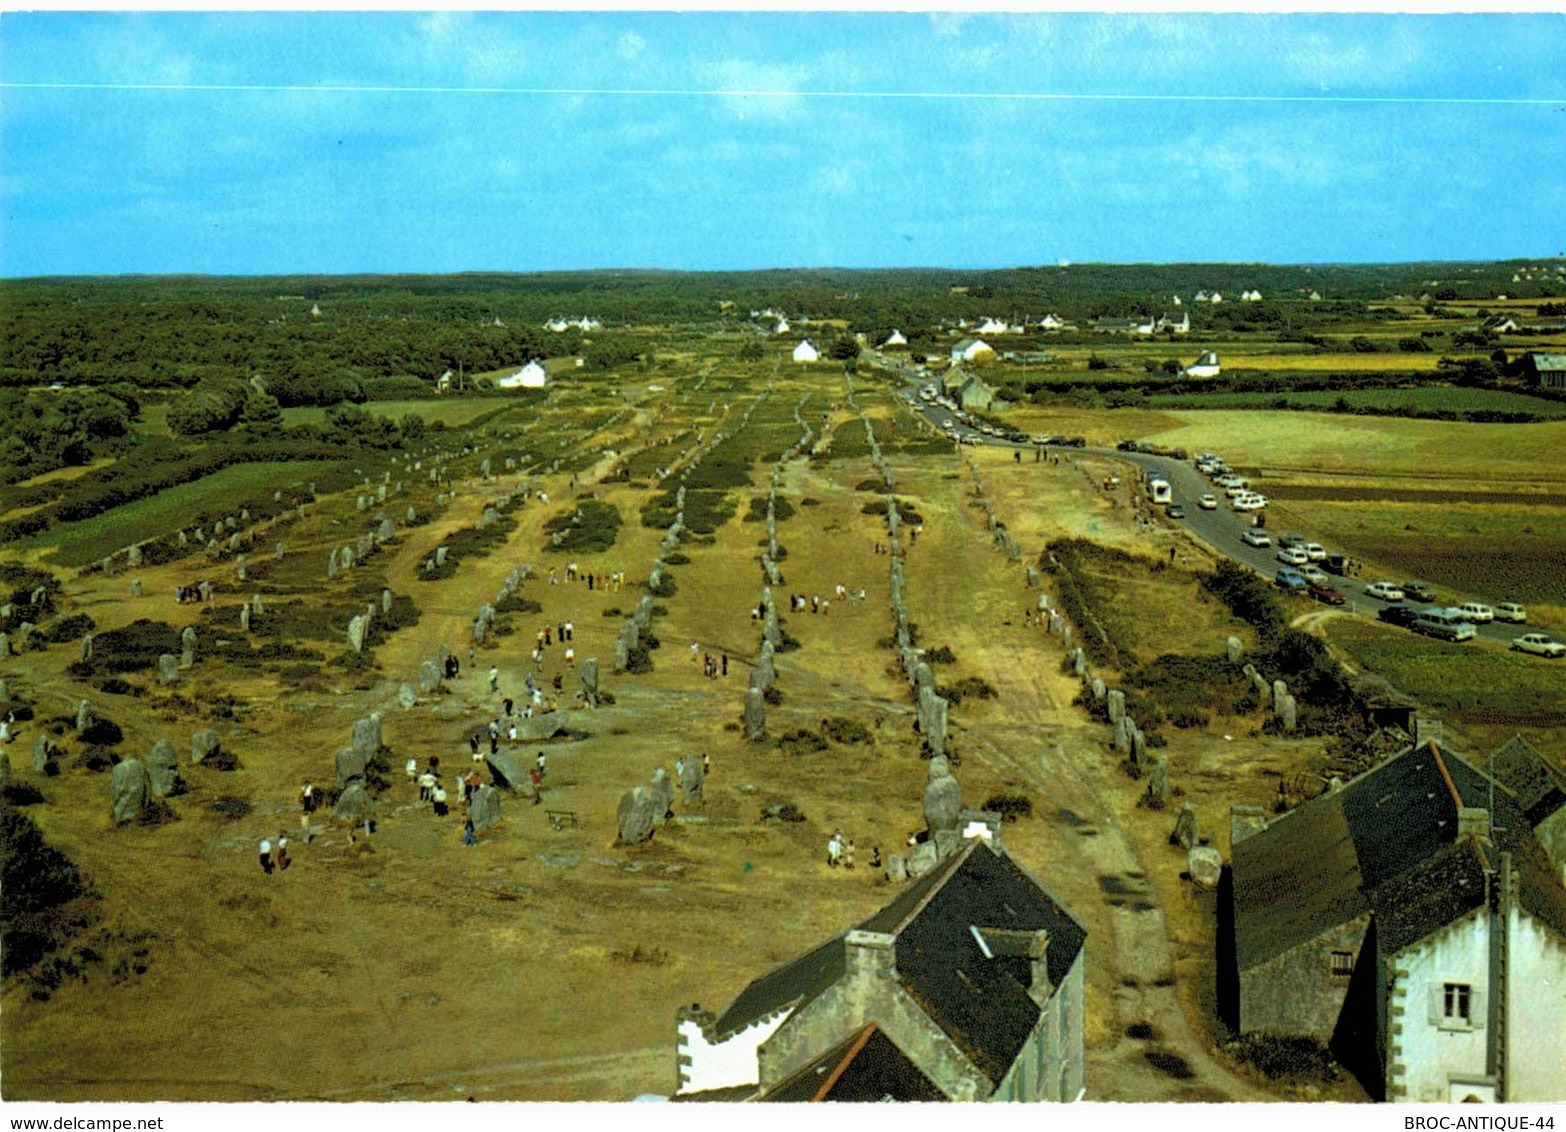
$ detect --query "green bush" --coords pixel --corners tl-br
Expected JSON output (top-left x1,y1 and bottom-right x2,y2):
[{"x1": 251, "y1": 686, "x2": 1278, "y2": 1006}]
[
  {"x1": 982, "y1": 793, "x2": 1033, "y2": 821},
  {"x1": 1, "y1": 809, "x2": 93, "y2": 976},
  {"x1": 820, "y1": 716, "x2": 873, "y2": 745},
  {"x1": 544, "y1": 499, "x2": 622, "y2": 554}
]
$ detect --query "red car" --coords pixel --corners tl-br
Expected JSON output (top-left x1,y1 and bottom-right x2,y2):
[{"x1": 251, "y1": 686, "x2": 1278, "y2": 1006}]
[{"x1": 1309, "y1": 582, "x2": 1347, "y2": 606}]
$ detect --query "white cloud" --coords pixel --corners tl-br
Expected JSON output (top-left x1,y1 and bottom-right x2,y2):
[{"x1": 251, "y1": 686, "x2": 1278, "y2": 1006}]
[
  {"x1": 617, "y1": 31, "x2": 647, "y2": 62},
  {"x1": 930, "y1": 13, "x2": 970, "y2": 39},
  {"x1": 695, "y1": 58, "x2": 812, "y2": 121}
]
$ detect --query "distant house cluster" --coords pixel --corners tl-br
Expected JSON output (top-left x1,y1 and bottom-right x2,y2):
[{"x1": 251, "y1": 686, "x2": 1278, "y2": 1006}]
[{"x1": 544, "y1": 316, "x2": 602, "y2": 332}]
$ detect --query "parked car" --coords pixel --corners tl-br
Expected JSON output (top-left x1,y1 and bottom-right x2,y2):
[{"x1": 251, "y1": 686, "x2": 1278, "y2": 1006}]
[
  {"x1": 1275, "y1": 569, "x2": 1309, "y2": 592},
  {"x1": 1401, "y1": 580, "x2": 1437, "y2": 603},
  {"x1": 1241, "y1": 530, "x2": 1272, "y2": 548},
  {"x1": 1366, "y1": 581, "x2": 1405, "y2": 602},
  {"x1": 1232, "y1": 494, "x2": 1268, "y2": 512},
  {"x1": 1456, "y1": 602, "x2": 1495, "y2": 624},
  {"x1": 1494, "y1": 603, "x2": 1528, "y2": 623},
  {"x1": 1324, "y1": 554, "x2": 1349, "y2": 576},
  {"x1": 1304, "y1": 543, "x2": 1327, "y2": 561},
  {"x1": 1309, "y1": 582, "x2": 1347, "y2": 605},
  {"x1": 1198, "y1": 494, "x2": 1219, "y2": 510},
  {"x1": 1379, "y1": 605, "x2": 1423, "y2": 628},
  {"x1": 1277, "y1": 547, "x2": 1310, "y2": 567},
  {"x1": 1279, "y1": 533, "x2": 1307, "y2": 549},
  {"x1": 1512, "y1": 633, "x2": 1566, "y2": 658},
  {"x1": 1298, "y1": 565, "x2": 1330, "y2": 585},
  {"x1": 1166, "y1": 504, "x2": 1186, "y2": 520},
  {"x1": 1414, "y1": 618, "x2": 1477, "y2": 642}
]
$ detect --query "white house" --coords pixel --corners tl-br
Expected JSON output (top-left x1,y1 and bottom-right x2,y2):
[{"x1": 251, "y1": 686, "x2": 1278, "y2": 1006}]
[
  {"x1": 1231, "y1": 737, "x2": 1566, "y2": 1102},
  {"x1": 1194, "y1": 291, "x2": 1211, "y2": 303},
  {"x1": 1157, "y1": 311, "x2": 1190, "y2": 334},
  {"x1": 497, "y1": 360, "x2": 548, "y2": 389},
  {"x1": 1209, "y1": 292, "x2": 1224, "y2": 304},
  {"x1": 674, "y1": 834, "x2": 1087, "y2": 1102},
  {"x1": 1184, "y1": 352, "x2": 1221, "y2": 378},
  {"x1": 950, "y1": 338, "x2": 996, "y2": 365},
  {"x1": 792, "y1": 340, "x2": 819, "y2": 364},
  {"x1": 1242, "y1": 289, "x2": 1263, "y2": 302},
  {"x1": 883, "y1": 329, "x2": 908, "y2": 347},
  {"x1": 976, "y1": 317, "x2": 1012, "y2": 335},
  {"x1": 1038, "y1": 314, "x2": 1068, "y2": 330},
  {"x1": 436, "y1": 369, "x2": 455, "y2": 394},
  {"x1": 774, "y1": 319, "x2": 791, "y2": 335}
]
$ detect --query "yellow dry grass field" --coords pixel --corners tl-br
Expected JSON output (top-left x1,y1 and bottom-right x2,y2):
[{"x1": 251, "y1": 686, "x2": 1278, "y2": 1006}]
[{"x1": 9, "y1": 361, "x2": 1560, "y2": 1107}]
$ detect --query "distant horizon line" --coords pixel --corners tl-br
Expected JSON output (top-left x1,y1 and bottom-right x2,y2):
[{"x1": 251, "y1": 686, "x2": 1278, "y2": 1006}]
[{"x1": 6, "y1": 256, "x2": 1566, "y2": 283}]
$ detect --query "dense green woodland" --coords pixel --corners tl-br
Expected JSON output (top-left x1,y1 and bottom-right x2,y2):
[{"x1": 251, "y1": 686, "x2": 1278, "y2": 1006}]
[
  {"x1": 2, "y1": 260, "x2": 1561, "y2": 503},
  {"x1": 4, "y1": 260, "x2": 1561, "y2": 393}
]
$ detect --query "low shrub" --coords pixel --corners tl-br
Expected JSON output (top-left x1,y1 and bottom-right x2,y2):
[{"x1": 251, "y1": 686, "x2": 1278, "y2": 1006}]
[
  {"x1": 820, "y1": 716, "x2": 872, "y2": 745},
  {"x1": 544, "y1": 499, "x2": 622, "y2": 554},
  {"x1": 982, "y1": 793, "x2": 1033, "y2": 821},
  {"x1": 939, "y1": 676, "x2": 997, "y2": 706},
  {"x1": 777, "y1": 728, "x2": 828, "y2": 755}
]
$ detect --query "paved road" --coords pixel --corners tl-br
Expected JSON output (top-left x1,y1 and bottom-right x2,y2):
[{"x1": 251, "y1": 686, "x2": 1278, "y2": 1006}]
[{"x1": 868, "y1": 351, "x2": 1550, "y2": 652}]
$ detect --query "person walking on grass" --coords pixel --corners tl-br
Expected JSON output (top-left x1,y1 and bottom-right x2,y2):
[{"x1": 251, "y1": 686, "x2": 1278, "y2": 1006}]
[
  {"x1": 462, "y1": 816, "x2": 477, "y2": 847},
  {"x1": 259, "y1": 837, "x2": 274, "y2": 875},
  {"x1": 276, "y1": 833, "x2": 290, "y2": 872}
]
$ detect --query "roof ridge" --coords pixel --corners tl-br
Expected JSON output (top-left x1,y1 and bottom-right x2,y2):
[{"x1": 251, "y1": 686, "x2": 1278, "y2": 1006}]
[
  {"x1": 811, "y1": 1023, "x2": 878, "y2": 1102},
  {"x1": 1429, "y1": 740, "x2": 1467, "y2": 811},
  {"x1": 879, "y1": 840, "x2": 979, "y2": 938}
]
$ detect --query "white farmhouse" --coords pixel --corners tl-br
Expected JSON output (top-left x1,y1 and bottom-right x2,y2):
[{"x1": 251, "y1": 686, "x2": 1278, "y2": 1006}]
[
  {"x1": 497, "y1": 360, "x2": 548, "y2": 389},
  {"x1": 950, "y1": 338, "x2": 996, "y2": 365},
  {"x1": 883, "y1": 329, "x2": 908, "y2": 347},
  {"x1": 1184, "y1": 351, "x2": 1221, "y2": 378},
  {"x1": 792, "y1": 340, "x2": 820, "y2": 364}
]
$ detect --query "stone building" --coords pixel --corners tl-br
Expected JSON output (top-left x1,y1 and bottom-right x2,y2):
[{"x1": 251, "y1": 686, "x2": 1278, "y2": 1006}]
[
  {"x1": 1227, "y1": 737, "x2": 1566, "y2": 1102},
  {"x1": 674, "y1": 836, "x2": 1087, "y2": 1102}
]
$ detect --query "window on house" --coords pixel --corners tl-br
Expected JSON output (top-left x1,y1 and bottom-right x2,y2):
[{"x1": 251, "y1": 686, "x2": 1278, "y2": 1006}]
[
  {"x1": 1444, "y1": 983, "x2": 1472, "y2": 1023},
  {"x1": 1330, "y1": 951, "x2": 1354, "y2": 978}
]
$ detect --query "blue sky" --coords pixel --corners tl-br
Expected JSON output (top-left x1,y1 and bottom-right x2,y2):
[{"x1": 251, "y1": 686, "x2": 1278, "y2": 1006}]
[{"x1": 1, "y1": 11, "x2": 1564, "y2": 275}]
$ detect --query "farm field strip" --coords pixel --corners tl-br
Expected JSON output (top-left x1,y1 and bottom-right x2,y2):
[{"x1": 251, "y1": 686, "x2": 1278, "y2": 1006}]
[{"x1": 8, "y1": 460, "x2": 351, "y2": 566}]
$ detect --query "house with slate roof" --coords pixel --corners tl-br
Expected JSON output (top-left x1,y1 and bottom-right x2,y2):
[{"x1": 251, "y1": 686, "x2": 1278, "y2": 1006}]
[
  {"x1": 674, "y1": 836, "x2": 1087, "y2": 1102},
  {"x1": 1522, "y1": 352, "x2": 1566, "y2": 389},
  {"x1": 949, "y1": 337, "x2": 995, "y2": 365},
  {"x1": 1228, "y1": 738, "x2": 1566, "y2": 1102}
]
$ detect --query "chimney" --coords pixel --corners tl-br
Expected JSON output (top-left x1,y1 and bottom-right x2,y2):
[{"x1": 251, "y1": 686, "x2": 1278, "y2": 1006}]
[
  {"x1": 1027, "y1": 930, "x2": 1053, "y2": 1006},
  {"x1": 1458, "y1": 808, "x2": 1491, "y2": 843},
  {"x1": 844, "y1": 930, "x2": 896, "y2": 982},
  {"x1": 1414, "y1": 717, "x2": 1444, "y2": 749},
  {"x1": 1230, "y1": 805, "x2": 1268, "y2": 845}
]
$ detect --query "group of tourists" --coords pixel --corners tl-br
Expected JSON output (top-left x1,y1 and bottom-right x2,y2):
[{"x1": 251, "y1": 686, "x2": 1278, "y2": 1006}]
[{"x1": 547, "y1": 564, "x2": 625, "y2": 592}]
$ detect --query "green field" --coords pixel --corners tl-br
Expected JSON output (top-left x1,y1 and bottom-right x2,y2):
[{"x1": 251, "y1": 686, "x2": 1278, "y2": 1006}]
[
  {"x1": 1146, "y1": 386, "x2": 1566, "y2": 416},
  {"x1": 1327, "y1": 619, "x2": 1566, "y2": 725},
  {"x1": 11, "y1": 460, "x2": 349, "y2": 566},
  {"x1": 280, "y1": 398, "x2": 514, "y2": 428}
]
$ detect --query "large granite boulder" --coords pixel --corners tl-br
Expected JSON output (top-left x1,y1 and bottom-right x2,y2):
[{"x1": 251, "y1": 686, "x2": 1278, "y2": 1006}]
[
  {"x1": 147, "y1": 739, "x2": 180, "y2": 797},
  {"x1": 922, "y1": 766, "x2": 963, "y2": 836},
  {"x1": 333, "y1": 780, "x2": 373, "y2": 822},
  {"x1": 1188, "y1": 846, "x2": 1223, "y2": 890},
  {"x1": 616, "y1": 785, "x2": 657, "y2": 844},
  {"x1": 110, "y1": 758, "x2": 150, "y2": 823},
  {"x1": 648, "y1": 767, "x2": 674, "y2": 825},
  {"x1": 485, "y1": 750, "x2": 529, "y2": 792},
  {"x1": 335, "y1": 747, "x2": 368, "y2": 789},
  {"x1": 190, "y1": 729, "x2": 221, "y2": 764},
  {"x1": 470, "y1": 785, "x2": 502, "y2": 830}
]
